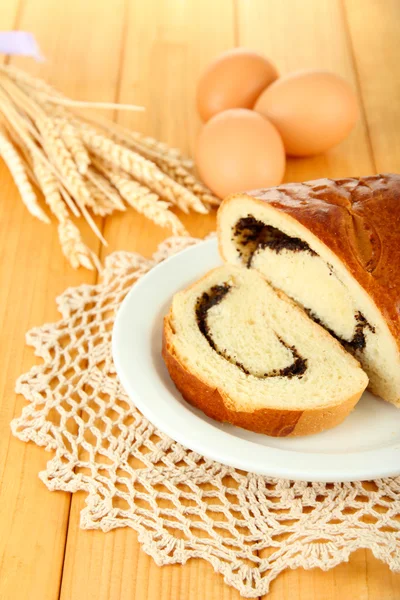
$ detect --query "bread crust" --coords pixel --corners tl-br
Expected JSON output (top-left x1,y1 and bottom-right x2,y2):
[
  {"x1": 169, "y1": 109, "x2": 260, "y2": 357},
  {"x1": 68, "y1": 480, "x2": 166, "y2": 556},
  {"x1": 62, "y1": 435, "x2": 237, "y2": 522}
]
[
  {"x1": 218, "y1": 174, "x2": 400, "y2": 347},
  {"x1": 163, "y1": 313, "x2": 363, "y2": 437}
]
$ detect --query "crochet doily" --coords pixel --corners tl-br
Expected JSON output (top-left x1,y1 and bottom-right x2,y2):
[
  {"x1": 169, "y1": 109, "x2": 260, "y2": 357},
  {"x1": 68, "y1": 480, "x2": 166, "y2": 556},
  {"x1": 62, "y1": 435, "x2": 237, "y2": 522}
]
[{"x1": 11, "y1": 236, "x2": 400, "y2": 597}]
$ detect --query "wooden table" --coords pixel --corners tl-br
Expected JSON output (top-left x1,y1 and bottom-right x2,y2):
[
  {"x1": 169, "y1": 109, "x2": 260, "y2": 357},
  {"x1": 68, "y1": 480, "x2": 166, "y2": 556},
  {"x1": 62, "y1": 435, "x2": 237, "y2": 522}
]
[{"x1": 0, "y1": 0, "x2": 399, "y2": 598}]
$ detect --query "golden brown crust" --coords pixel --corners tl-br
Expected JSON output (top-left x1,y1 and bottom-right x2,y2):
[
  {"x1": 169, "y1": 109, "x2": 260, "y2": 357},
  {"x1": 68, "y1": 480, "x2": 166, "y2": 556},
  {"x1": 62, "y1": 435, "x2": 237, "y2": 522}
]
[
  {"x1": 222, "y1": 174, "x2": 400, "y2": 345},
  {"x1": 162, "y1": 313, "x2": 363, "y2": 437}
]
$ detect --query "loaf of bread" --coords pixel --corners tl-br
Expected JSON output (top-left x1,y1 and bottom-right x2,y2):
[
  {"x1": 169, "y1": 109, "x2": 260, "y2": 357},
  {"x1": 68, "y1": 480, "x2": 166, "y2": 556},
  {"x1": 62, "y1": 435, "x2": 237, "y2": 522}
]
[
  {"x1": 218, "y1": 174, "x2": 400, "y2": 406},
  {"x1": 162, "y1": 265, "x2": 368, "y2": 437}
]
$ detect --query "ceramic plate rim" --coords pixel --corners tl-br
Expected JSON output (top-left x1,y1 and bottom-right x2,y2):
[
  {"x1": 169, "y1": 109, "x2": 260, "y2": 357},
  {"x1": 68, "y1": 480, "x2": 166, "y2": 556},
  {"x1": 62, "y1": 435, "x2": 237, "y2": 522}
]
[{"x1": 112, "y1": 238, "x2": 400, "y2": 482}]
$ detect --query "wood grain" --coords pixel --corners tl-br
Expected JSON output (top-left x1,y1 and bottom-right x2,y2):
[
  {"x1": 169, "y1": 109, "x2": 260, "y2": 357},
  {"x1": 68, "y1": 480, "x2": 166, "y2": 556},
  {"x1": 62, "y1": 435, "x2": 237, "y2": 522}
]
[
  {"x1": 102, "y1": 0, "x2": 231, "y2": 258},
  {"x1": 0, "y1": 0, "x2": 399, "y2": 598},
  {"x1": 0, "y1": 0, "x2": 123, "y2": 598},
  {"x1": 236, "y1": 1, "x2": 400, "y2": 598},
  {"x1": 0, "y1": 4, "x2": 75, "y2": 600},
  {"x1": 344, "y1": 0, "x2": 400, "y2": 172},
  {"x1": 59, "y1": 1, "x2": 237, "y2": 599},
  {"x1": 237, "y1": 0, "x2": 373, "y2": 183}
]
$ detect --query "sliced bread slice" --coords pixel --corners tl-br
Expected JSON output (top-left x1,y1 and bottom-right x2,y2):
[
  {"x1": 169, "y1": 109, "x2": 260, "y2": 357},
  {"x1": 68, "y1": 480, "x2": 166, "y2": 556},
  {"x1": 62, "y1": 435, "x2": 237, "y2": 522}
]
[
  {"x1": 162, "y1": 265, "x2": 368, "y2": 437},
  {"x1": 218, "y1": 175, "x2": 400, "y2": 406}
]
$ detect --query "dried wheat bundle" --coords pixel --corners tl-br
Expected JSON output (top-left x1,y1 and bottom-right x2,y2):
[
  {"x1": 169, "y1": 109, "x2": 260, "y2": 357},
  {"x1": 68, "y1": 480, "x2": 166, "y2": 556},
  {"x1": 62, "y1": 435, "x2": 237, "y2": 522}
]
[{"x1": 0, "y1": 65, "x2": 219, "y2": 270}]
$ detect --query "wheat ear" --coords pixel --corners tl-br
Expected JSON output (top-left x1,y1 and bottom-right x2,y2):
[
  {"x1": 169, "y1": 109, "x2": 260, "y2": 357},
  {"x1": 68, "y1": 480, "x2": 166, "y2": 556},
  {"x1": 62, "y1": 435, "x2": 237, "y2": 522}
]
[
  {"x1": 85, "y1": 180, "x2": 116, "y2": 216},
  {"x1": 85, "y1": 163, "x2": 126, "y2": 211},
  {"x1": 79, "y1": 112, "x2": 194, "y2": 168},
  {"x1": 108, "y1": 169, "x2": 187, "y2": 236},
  {"x1": 0, "y1": 89, "x2": 81, "y2": 217},
  {"x1": 0, "y1": 65, "x2": 64, "y2": 99},
  {"x1": 32, "y1": 158, "x2": 68, "y2": 221},
  {"x1": 58, "y1": 220, "x2": 101, "y2": 270},
  {"x1": 79, "y1": 118, "x2": 219, "y2": 206},
  {"x1": 0, "y1": 128, "x2": 49, "y2": 223},
  {"x1": 151, "y1": 157, "x2": 219, "y2": 207},
  {"x1": 58, "y1": 118, "x2": 90, "y2": 175},
  {"x1": 81, "y1": 127, "x2": 208, "y2": 214},
  {"x1": 0, "y1": 65, "x2": 219, "y2": 271},
  {"x1": 37, "y1": 117, "x2": 93, "y2": 205},
  {"x1": 32, "y1": 158, "x2": 98, "y2": 268}
]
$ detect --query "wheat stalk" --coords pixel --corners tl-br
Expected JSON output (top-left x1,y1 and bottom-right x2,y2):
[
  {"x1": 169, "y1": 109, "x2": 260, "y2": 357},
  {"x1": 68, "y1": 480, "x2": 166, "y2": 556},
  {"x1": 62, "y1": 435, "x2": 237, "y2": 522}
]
[
  {"x1": 108, "y1": 169, "x2": 188, "y2": 236},
  {"x1": 0, "y1": 65, "x2": 219, "y2": 270},
  {"x1": 86, "y1": 164, "x2": 125, "y2": 211},
  {"x1": 58, "y1": 220, "x2": 101, "y2": 270},
  {"x1": 0, "y1": 128, "x2": 49, "y2": 223},
  {"x1": 32, "y1": 157, "x2": 99, "y2": 269},
  {"x1": 58, "y1": 118, "x2": 90, "y2": 175},
  {"x1": 78, "y1": 112, "x2": 195, "y2": 169},
  {"x1": 81, "y1": 127, "x2": 208, "y2": 214},
  {"x1": 85, "y1": 180, "x2": 116, "y2": 216},
  {"x1": 81, "y1": 118, "x2": 219, "y2": 207},
  {"x1": 0, "y1": 65, "x2": 65, "y2": 99},
  {"x1": 37, "y1": 117, "x2": 93, "y2": 205},
  {"x1": 32, "y1": 157, "x2": 68, "y2": 221},
  {"x1": 0, "y1": 87, "x2": 79, "y2": 215},
  {"x1": 151, "y1": 156, "x2": 220, "y2": 207}
]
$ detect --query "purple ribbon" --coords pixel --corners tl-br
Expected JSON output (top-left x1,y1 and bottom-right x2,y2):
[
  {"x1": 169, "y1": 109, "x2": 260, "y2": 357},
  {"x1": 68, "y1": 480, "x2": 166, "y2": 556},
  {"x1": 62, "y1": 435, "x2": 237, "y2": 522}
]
[{"x1": 0, "y1": 31, "x2": 43, "y2": 60}]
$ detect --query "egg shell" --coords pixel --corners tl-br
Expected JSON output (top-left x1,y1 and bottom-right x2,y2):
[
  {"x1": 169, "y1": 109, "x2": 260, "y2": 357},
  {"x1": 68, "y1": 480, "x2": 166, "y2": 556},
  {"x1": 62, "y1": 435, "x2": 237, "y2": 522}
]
[
  {"x1": 196, "y1": 108, "x2": 285, "y2": 198},
  {"x1": 197, "y1": 48, "x2": 278, "y2": 122},
  {"x1": 254, "y1": 70, "x2": 359, "y2": 156}
]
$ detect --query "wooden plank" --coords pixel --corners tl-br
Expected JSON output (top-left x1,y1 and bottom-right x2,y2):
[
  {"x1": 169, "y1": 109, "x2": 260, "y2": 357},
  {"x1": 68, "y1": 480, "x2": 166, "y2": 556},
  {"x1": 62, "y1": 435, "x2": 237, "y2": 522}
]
[
  {"x1": 0, "y1": 0, "x2": 20, "y2": 29},
  {"x1": 0, "y1": 0, "x2": 126, "y2": 598},
  {"x1": 343, "y1": 0, "x2": 400, "y2": 172},
  {"x1": 236, "y1": 1, "x2": 400, "y2": 599},
  {"x1": 102, "y1": 0, "x2": 229, "y2": 256},
  {"x1": 0, "y1": 134, "x2": 74, "y2": 600},
  {"x1": 237, "y1": 0, "x2": 373, "y2": 183},
  {"x1": 62, "y1": 492, "x2": 240, "y2": 600},
  {"x1": 339, "y1": 4, "x2": 400, "y2": 596},
  {"x1": 267, "y1": 548, "x2": 400, "y2": 600},
  {"x1": 59, "y1": 1, "x2": 239, "y2": 599},
  {"x1": 2, "y1": 1, "x2": 398, "y2": 599}
]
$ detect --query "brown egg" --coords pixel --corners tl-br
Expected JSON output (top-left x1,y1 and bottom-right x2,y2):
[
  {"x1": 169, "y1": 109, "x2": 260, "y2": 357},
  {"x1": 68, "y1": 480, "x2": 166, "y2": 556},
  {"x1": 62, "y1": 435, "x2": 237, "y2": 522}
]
[
  {"x1": 254, "y1": 70, "x2": 359, "y2": 156},
  {"x1": 196, "y1": 108, "x2": 285, "y2": 198},
  {"x1": 197, "y1": 48, "x2": 278, "y2": 122}
]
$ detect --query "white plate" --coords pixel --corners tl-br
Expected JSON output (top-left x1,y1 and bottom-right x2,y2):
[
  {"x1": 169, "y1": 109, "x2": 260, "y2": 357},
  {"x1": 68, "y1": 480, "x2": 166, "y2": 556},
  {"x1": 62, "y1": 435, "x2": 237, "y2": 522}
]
[{"x1": 112, "y1": 238, "x2": 400, "y2": 482}]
